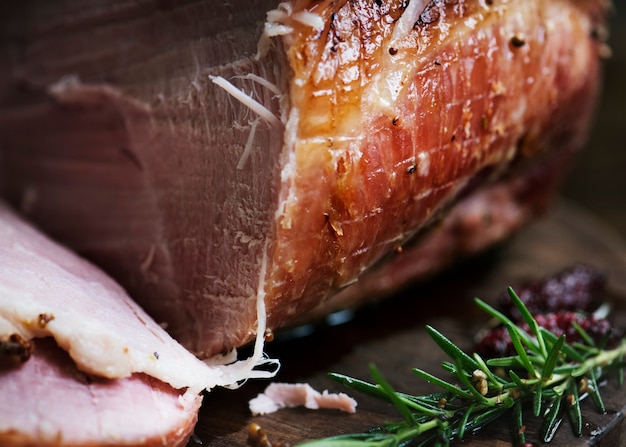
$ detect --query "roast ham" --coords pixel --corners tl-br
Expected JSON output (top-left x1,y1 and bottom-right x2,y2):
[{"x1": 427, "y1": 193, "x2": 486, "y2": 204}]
[
  {"x1": 0, "y1": 0, "x2": 609, "y2": 360},
  {"x1": 0, "y1": 200, "x2": 275, "y2": 445}
]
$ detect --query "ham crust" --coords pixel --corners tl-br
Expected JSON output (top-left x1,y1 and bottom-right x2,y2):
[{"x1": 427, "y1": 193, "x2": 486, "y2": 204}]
[
  {"x1": 263, "y1": 0, "x2": 607, "y2": 344},
  {"x1": 305, "y1": 134, "x2": 577, "y2": 319}
]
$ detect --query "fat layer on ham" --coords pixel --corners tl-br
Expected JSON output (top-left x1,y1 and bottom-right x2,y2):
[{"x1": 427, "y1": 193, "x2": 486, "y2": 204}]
[{"x1": 0, "y1": 0, "x2": 609, "y2": 359}]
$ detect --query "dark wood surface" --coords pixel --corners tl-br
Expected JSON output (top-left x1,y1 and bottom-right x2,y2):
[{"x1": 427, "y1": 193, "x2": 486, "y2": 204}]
[
  {"x1": 189, "y1": 200, "x2": 626, "y2": 447},
  {"x1": 562, "y1": 4, "x2": 626, "y2": 240}
]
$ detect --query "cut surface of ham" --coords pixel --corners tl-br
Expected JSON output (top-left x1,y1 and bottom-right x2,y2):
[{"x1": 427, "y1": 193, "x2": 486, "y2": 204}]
[
  {"x1": 0, "y1": 0, "x2": 609, "y2": 357},
  {"x1": 249, "y1": 382, "x2": 357, "y2": 415},
  {"x1": 0, "y1": 338, "x2": 201, "y2": 447},
  {"x1": 0, "y1": 201, "x2": 233, "y2": 393},
  {"x1": 0, "y1": 201, "x2": 275, "y2": 445}
]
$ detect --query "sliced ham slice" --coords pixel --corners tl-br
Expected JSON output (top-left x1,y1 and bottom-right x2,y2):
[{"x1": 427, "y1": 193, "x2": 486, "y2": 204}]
[
  {"x1": 249, "y1": 382, "x2": 357, "y2": 415},
  {"x1": 0, "y1": 338, "x2": 201, "y2": 447},
  {"x1": 0, "y1": 201, "x2": 235, "y2": 393},
  {"x1": 0, "y1": 201, "x2": 274, "y2": 445},
  {"x1": 0, "y1": 0, "x2": 609, "y2": 358}
]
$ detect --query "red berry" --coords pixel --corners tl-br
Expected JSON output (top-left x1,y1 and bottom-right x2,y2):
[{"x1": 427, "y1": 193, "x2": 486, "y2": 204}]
[
  {"x1": 498, "y1": 264, "x2": 606, "y2": 322},
  {"x1": 475, "y1": 311, "x2": 621, "y2": 358}
]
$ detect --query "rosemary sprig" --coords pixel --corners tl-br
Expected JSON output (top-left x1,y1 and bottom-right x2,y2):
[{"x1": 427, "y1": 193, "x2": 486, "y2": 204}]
[{"x1": 297, "y1": 289, "x2": 626, "y2": 447}]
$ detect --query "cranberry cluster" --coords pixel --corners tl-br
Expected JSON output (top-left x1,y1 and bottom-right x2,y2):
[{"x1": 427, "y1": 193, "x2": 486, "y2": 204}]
[
  {"x1": 497, "y1": 264, "x2": 606, "y2": 322},
  {"x1": 475, "y1": 264, "x2": 621, "y2": 358}
]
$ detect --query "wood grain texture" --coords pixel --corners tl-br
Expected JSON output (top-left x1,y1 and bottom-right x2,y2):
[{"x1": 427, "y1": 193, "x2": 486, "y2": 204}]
[{"x1": 190, "y1": 201, "x2": 626, "y2": 446}]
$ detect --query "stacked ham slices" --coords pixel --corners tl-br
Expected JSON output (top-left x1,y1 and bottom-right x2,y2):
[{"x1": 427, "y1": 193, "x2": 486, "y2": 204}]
[
  {"x1": 0, "y1": 202, "x2": 206, "y2": 446},
  {"x1": 0, "y1": 0, "x2": 610, "y2": 444}
]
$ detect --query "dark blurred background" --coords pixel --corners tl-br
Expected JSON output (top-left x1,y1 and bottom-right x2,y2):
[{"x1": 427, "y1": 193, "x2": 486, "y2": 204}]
[{"x1": 562, "y1": 2, "x2": 626, "y2": 239}]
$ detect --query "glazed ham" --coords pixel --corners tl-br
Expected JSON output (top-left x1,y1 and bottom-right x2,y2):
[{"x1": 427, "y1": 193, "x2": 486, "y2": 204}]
[
  {"x1": 0, "y1": 0, "x2": 609, "y2": 358},
  {"x1": 0, "y1": 201, "x2": 272, "y2": 445}
]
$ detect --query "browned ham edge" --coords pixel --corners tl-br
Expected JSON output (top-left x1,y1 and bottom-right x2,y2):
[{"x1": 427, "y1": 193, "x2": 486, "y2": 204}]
[
  {"x1": 310, "y1": 141, "x2": 577, "y2": 319},
  {"x1": 0, "y1": 0, "x2": 609, "y2": 359}
]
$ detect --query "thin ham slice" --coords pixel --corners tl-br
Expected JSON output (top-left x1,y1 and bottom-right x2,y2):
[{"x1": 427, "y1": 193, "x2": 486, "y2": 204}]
[
  {"x1": 0, "y1": 338, "x2": 201, "y2": 447},
  {"x1": 249, "y1": 382, "x2": 357, "y2": 415},
  {"x1": 0, "y1": 201, "x2": 274, "y2": 445},
  {"x1": 0, "y1": 201, "x2": 236, "y2": 393}
]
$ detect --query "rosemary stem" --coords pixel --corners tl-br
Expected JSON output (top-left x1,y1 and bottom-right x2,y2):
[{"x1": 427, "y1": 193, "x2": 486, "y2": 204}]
[
  {"x1": 399, "y1": 396, "x2": 447, "y2": 418},
  {"x1": 310, "y1": 290, "x2": 626, "y2": 447},
  {"x1": 573, "y1": 341, "x2": 626, "y2": 377}
]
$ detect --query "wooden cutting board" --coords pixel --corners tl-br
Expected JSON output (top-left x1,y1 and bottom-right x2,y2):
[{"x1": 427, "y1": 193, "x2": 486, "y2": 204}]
[{"x1": 190, "y1": 200, "x2": 626, "y2": 447}]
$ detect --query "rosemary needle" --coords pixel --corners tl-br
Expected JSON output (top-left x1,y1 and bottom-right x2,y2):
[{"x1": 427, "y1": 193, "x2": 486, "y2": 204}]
[{"x1": 297, "y1": 290, "x2": 626, "y2": 447}]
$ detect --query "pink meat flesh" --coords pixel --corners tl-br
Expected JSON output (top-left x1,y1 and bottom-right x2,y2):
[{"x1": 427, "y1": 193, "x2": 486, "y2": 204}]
[
  {"x1": 0, "y1": 201, "x2": 234, "y2": 393},
  {"x1": 0, "y1": 200, "x2": 271, "y2": 445},
  {"x1": 0, "y1": 338, "x2": 201, "y2": 447},
  {"x1": 249, "y1": 382, "x2": 357, "y2": 415}
]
